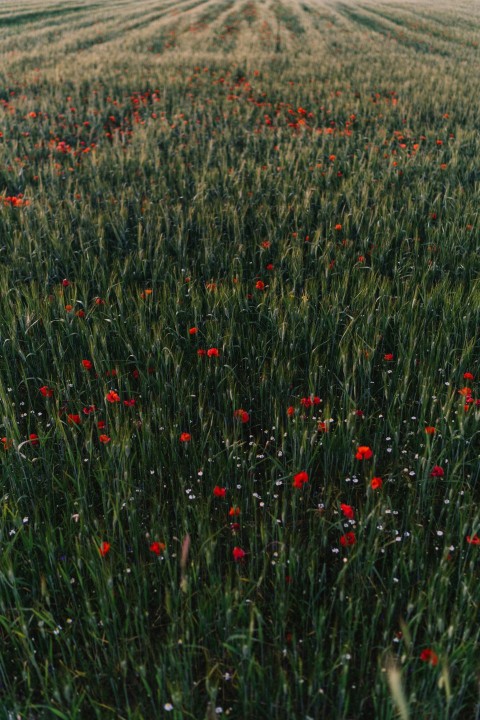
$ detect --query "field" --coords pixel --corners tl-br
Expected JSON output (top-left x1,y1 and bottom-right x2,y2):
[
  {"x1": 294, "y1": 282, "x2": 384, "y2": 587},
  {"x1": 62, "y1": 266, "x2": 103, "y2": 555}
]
[{"x1": 0, "y1": 0, "x2": 479, "y2": 717}]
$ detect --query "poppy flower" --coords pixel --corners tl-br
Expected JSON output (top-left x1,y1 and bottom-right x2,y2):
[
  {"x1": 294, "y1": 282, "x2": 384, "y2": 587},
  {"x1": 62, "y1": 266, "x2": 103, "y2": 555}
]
[
  {"x1": 99, "y1": 434, "x2": 111, "y2": 444},
  {"x1": 83, "y1": 405, "x2": 96, "y2": 415},
  {"x1": 317, "y1": 421, "x2": 328, "y2": 432},
  {"x1": 123, "y1": 398, "x2": 136, "y2": 407},
  {"x1": 149, "y1": 541, "x2": 166, "y2": 555},
  {"x1": 213, "y1": 486, "x2": 226, "y2": 497},
  {"x1": 466, "y1": 534, "x2": 480, "y2": 545},
  {"x1": 62, "y1": 279, "x2": 70, "y2": 287},
  {"x1": 287, "y1": 406, "x2": 295, "y2": 417},
  {"x1": 340, "y1": 532, "x2": 356, "y2": 547},
  {"x1": 189, "y1": 327, "x2": 198, "y2": 335},
  {"x1": 97, "y1": 420, "x2": 106, "y2": 429},
  {"x1": 207, "y1": 348, "x2": 219, "y2": 357},
  {"x1": 419, "y1": 649, "x2": 438, "y2": 666},
  {"x1": 266, "y1": 263, "x2": 274, "y2": 271},
  {"x1": 355, "y1": 446, "x2": 373, "y2": 460},
  {"x1": 197, "y1": 349, "x2": 206, "y2": 357},
  {"x1": 106, "y1": 390, "x2": 120, "y2": 403},
  {"x1": 425, "y1": 426, "x2": 436, "y2": 435},
  {"x1": 463, "y1": 372, "x2": 474, "y2": 380},
  {"x1": 234, "y1": 409, "x2": 249, "y2": 423},
  {"x1": 99, "y1": 542, "x2": 111, "y2": 557},
  {"x1": 232, "y1": 547, "x2": 246, "y2": 561},
  {"x1": 29, "y1": 433, "x2": 39, "y2": 446},
  {"x1": 340, "y1": 503, "x2": 354, "y2": 520},
  {"x1": 179, "y1": 432, "x2": 191, "y2": 442},
  {"x1": 261, "y1": 241, "x2": 271, "y2": 248},
  {"x1": 255, "y1": 280, "x2": 265, "y2": 290},
  {"x1": 67, "y1": 414, "x2": 81, "y2": 425},
  {"x1": 229, "y1": 506, "x2": 240, "y2": 516},
  {"x1": 458, "y1": 387, "x2": 471, "y2": 397},
  {"x1": 293, "y1": 471, "x2": 308, "y2": 489},
  {"x1": 39, "y1": 385, "x2": 53, "y2": 397},
  {"x1": 384, "y1": 353, "x2": 394, "y2": 361},
  {"x1": 430, "y1": 465, "x2": 444, "y2": 477},
  {"x1": 335, "y1": 224, "x2": 342, "y2": 231},
  {"x1": 370, "y1": 477, "x2": 383, "y2": 490},
  {"x1": 82, "y1": 359, "x2": 93, "y2": 370}
]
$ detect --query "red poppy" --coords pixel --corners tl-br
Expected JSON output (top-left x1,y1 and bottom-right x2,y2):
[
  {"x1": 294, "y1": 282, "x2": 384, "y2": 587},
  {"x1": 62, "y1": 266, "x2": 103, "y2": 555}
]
[
  {"x1": 106, "y1": 390, "x2": 120, "y2": 403},
  {"x1": 466, "y1": 534, "x2": 480, "y2": 545},
  {"x1": 99, "y1": 542, "x2": 111, "y2": 557},
  {"x1": 29, "y1": 433, "x2": 39, "y2": 446},
  {"x1": 340, "y1": 503, "x2": 354, "y2": 520},
  {"x1": 234, "y1": 409, "x2": 249, "y2": 423},
  {"x1": 293, "y1": 471, "x2": 308, "y2": 489},
  {"x1": 335, "y1": 224, "x2": 342, "y2": 231},
  {"x1": 179, "y1": 432, "x2": 191, "y2": 442},
  {"x1": 82, "y1": 359, "x2": 93, "y2": 371},
  {"x1": 340, "y1": 532, "x2": 356, "y2": 547},
  {"x1": 62, "y1": 279, "x2": 70, "y2": 287},
  {"x1": 419, "y1": 649, "x2": 438, "y2": 666},
  {"x1": 207, "y1": 348, "x2": 219, "y2": 357},
  {"x1": 425, "y1": 426, "x2": 436, "y2": 435},
  {"x1": 317, "y1": 421, "x2": 328, "y2": 432},
  {"x1": 83, "y1": 405, "x2": 96, "y2": 415},
  {"x1": 384, "y1": 353, "x2": 394, "y2": 361},
  {"x1": 430, "y1": 465, "x2": 444, "y2": 477},
  {"x1": 97, "y1": 420, "x2": 106, "y2": 429},
  {"x1": 266, "y1": 263, "x2": 274, "y2": 271},
  {"x1": 189, "y1": 327, "x2": 198, "y2": 335},
  {"x1": 99, "y1": 434, "x2": 111, "y2": 444},
  {"x1": 370, "y1": 477, "x2": 383, "y2": 490},
  {"x1": 123, "y1": 398, "x2": 136, "y2": 407},
  {"x1": 197, "y1": 349, "x2": 206, "y2": 357},
  {"x1": 149, "y1": 541, "x2": 166, "y2": 555},
  {"x1": 300, "y1": 396, "x2": 321, "y2": 408},
  {"x1": 255, "y1": 280, "x2": 265, "y2": 290},
  {"x1": 67, "y1": 414, "x2": 81, "y2": 425},
  {"x1": 39, "y1": 385, "x2": 53, "y2": 398},
  {"x1": 229, "y1": 506, "x2": 240, "y2": 516},
  {"x1": 232, "y1": 547, "x2": 246, "y2": 561},
  {"x1": 463, "y1": 372, "x2": 474, "y2": 380},
  {"x1": 287, "y1": 406, "x2": 295, "y2": 417},
  {"x1": 355, "y1": 446, "x2": 373, "y2": 460},
  {"x1": 213, "y1": 486, "x2": 226, "y2": 497}
]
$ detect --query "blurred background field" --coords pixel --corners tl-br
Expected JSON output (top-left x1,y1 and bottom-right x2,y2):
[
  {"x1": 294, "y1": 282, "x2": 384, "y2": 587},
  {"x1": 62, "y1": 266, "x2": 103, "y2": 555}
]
[{"x1": 0, "y1": 0, "x2": 479, "y2": 717}]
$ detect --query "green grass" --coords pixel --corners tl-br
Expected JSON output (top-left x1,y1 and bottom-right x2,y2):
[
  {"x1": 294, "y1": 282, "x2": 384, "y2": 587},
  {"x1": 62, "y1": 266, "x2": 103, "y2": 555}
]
[{"x1": 0, "y1": 0, "x2": 479, "y2": 717}]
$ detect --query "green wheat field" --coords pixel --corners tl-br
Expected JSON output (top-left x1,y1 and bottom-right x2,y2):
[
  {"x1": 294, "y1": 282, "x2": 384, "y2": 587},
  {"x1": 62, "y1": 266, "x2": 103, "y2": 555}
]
[{"x1": 0, "y1": 0, "x2": 479, "y2": 717}]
